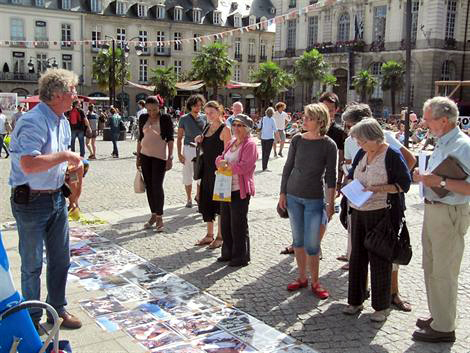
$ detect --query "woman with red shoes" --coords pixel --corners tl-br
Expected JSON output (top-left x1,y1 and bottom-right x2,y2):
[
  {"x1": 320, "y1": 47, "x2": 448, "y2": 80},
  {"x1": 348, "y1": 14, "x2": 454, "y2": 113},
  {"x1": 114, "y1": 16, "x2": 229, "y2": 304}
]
[{"x1": 278, "y1": 103, "x2": 337, "y2": 299}]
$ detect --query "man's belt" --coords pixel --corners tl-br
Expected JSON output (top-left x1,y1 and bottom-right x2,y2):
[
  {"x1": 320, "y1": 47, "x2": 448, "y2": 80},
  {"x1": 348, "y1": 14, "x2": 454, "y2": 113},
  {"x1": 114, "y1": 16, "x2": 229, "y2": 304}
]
[
  {"x1": 30, "y1": 188, "x2": 62, "y2": 194},
  {"x1": 424, "y1": 199, "x2": 445, "y2": 205}
]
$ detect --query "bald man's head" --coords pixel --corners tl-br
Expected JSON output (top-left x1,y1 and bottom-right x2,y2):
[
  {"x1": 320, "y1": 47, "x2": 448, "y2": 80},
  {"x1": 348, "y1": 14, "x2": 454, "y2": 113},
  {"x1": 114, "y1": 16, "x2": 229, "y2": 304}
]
[{"x1": 232, "y1": 101, "x2": 243, "y2": 115}]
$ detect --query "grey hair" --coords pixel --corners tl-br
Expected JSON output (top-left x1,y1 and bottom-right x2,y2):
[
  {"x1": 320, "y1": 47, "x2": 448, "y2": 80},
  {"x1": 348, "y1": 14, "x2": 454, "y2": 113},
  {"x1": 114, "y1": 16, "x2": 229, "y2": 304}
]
[
  {"x1": 423, "y1": 96, "x2": 458, "y2": 124},
  {"x1": 350, "y1": 118, "x2": 385, "y2": 143},
  {"x1": 39, "y1": 69, "x2": 78, "y2": 102},
  {"x1": 342, "y1": 103, "x2": 373, "y2": 124},
  {"x1": 265, "y1": 107, "x2": 275, "y2": 117}
]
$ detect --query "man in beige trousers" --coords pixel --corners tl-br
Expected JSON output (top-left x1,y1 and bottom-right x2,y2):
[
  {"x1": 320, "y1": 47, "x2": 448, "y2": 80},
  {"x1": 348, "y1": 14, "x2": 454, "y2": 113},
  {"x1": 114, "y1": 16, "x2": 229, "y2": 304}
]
[{"x1": 413, "y1": 96, "x2": 470, "y2": 343}]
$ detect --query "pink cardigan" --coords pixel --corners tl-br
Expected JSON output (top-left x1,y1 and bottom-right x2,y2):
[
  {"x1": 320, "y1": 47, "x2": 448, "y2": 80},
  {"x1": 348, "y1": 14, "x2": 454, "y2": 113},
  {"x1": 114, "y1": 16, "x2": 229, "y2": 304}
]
[{"x1": 215, "y1": 137, "x2": 258, "y2": 199}]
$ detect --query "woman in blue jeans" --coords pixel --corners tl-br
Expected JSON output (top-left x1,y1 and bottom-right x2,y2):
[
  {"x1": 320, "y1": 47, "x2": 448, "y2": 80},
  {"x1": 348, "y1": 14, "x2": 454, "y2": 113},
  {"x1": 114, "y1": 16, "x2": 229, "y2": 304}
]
[{"x1": 279, "y1": 103, "x2": 337, "y2": 299}]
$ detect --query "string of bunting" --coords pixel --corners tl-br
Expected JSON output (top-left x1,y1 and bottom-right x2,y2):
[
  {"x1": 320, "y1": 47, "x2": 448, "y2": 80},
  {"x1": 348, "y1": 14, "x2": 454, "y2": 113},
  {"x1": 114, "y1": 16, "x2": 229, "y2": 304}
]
[{"x1": 0, "y1": 0, "x2": 333, "y2": 48}]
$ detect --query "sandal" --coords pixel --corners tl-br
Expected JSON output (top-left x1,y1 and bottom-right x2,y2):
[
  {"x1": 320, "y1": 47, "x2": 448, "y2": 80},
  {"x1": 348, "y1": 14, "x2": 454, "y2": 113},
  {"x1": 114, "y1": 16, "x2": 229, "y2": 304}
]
[
  {"x1": 280, "y1": 246, "x2": 294, "y2": 255},
  {"x1": 155, "y1": 216, "x2": 164, "y2": 233},
  {"x1": 391, "y1": 293, "x2": 412, "y2": 312},
  {"x1": 144, "y1": 215, "x2": 157, "y2": 229},
  {"x1": 195, "y1": 234, "x2": 214, "y2": 246},
  {"x1": 312, "y1": 282, "x2": 329, "y2": 300},
  {"x1": 287, "y1": 278, "x2": 308, "y2": 291},
  {"x1": 208, "y1": 238, "x2": 223, "y2": 249}
]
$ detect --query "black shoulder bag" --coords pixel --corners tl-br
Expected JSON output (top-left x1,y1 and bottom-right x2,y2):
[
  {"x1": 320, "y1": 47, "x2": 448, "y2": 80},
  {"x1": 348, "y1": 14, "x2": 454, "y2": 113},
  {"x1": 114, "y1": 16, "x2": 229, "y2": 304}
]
[{"x1": 192, "y1": 124, "x2": 210, "y2": 180}]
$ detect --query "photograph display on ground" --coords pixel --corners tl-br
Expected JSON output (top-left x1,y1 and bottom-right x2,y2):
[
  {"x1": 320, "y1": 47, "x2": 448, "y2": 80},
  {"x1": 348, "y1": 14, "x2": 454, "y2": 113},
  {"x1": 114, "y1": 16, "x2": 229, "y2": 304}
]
[
  {"x1": 125, "y1": 322, "x2": 183, "y2": 351},
  {"x1": 96, "y1": 310, "x2": 158, "y2": 333}
]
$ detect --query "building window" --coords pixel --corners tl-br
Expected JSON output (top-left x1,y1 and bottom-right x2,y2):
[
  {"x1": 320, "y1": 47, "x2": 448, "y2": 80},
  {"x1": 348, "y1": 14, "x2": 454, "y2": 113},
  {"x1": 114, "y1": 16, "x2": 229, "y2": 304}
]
[
  {"x1": 10, "y1": 18, "x2": 25, "y2": 41},
  {"x1": 446, "y1": 0, "x2": 457, "y2": 39},
  {"x1": 174, "y1": 32, "x2": 182, "y2": 51},
  {"x1": 441, "y1": 60, "x2": 456, "y2": 81},
  {"x1": 337, "y1": 13, "x2": 350, "y2": 42},
  {"x1": 156, "y1": 60, "x2": 165, "y2": 67},
  {"x1": 249, "y1": 15, "x2": 256, "y2": 26},
  {"x1": 234, "y1": 38, "x2": 241, "y2": 58},
  {"x1": 213, "y1": 11, "x2": 221, "y2": 25},
  {"x1": 13, "y1": 52, "x2": 25, "y2": 74},
  {"x1": 35, "y1": 21, "x2": 47, "y2": 41},
  {"x1": 11, "y1": 0, "x2": 22, "y2": 3},
  {"x1": 193, "y1": 33, "x2": 200, "y2": 51},
  {"x1": 92, "y1": 30, "x2": 101, "y2": 49},
  {"x1": 287, "y1": 19, "x2": 296, "y2": 50},
  {"x1": 139, "y1": 59, "x2": 148, "y2": 82},
  {"x1": 138, "y1": 30, "x2": 148, "y2": 54},
  {"x1": 61, "y1": 24, "x2": 72, "y2": 47},
  {"x1": 62, "y1": 0, "x2": 71, "y2": 10},
  {"x1": 117, "y1": 28, "x2": 126, "y2": 48},
  {"x1": 260, "y1": 16, "x2": 267, "y2": 30},
  {"x1": 193, "y1": 8, "x2": 201, "y2": 23},
  {"x1": 289, "y1": 0, "x2": 296, "y2": 8},
  {"x1": 35, "y1": 0, "x2": 44, "y2": 7},
  {"x1": 234, "y1": 15, "x2": 242, "y2": 27},
  {"x1": 411, "y1": 0, "x2": 419, "y2": 42},
  {"x1": 174, "y1": 60, "x2": 182, "y2": 79},
  {"x1": 137, "y1": 4, "x2": 147, "y2": 17},
  {"x1": 157, "y1": 5, "x2": 165, "y2": 19},
  {"x1": 90, "y1": 0, "x2": 102, "y2": 13},
  {"x1": 174, "y1": 6, "x2": 183, "y2": 21},
  {"x1": 234, "y1": 65, "x2": 241, "y2": 81},
  {"x1": 36, "y1": 53, "x2": 47, "y2": 73},
  {"x1": 260, "y1": 39, "x2": 266, "y2": 58},
  {"x1": 116, "y1": 1, "x2": 126, "y2": 15},
  {"x1": 308, "y1": 16, "x2": 319, "y2": 47},
  {"x1": 62, "y1": 54, "x2": 72, "y2": 70},
  {"x1": 373, "y1": 5, "x2": 387, "y2": 42},
  {"x1": 248, "y1": 65, "x2": 255, "y2": 78},
  {"x1": 248, "y1": 39, "x2": 255, "y2": 56},
  {"x1": 156, "y1": 31, "x2": 165, "y2": 53},
  {"x1": 371, "y1": 62, "x2": 383, "y2": 99}
]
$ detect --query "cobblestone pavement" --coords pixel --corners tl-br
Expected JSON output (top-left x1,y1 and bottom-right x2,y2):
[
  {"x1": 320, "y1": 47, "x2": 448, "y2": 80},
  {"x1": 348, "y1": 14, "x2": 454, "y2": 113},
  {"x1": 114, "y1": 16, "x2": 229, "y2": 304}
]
[{"x1": 1, "y1": 136, "x2": 469, "y2": 352}]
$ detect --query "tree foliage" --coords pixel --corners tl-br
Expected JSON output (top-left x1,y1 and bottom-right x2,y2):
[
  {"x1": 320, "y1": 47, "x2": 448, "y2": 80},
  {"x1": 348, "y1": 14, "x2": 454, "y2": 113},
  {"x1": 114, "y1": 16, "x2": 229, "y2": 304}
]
[
  {"x1": 294, "y1": 49, "x2": 329, "y2": 101},
  {"x1": 191, "y1": 42, "x2": 235, "y2": 99},
  {"x1": 352, "y1": 70, "x2": 378, "y2": 103},
  {"x1": 92, "y1": 47, "x2": 129, "y2": 96},
  {"x1": 149, "y1": 66, "x2": 177, "y2": 103},
  {"x1": 251, "y1": 61, "x2": 294, "y2": 113},
  {"x1": 321, "y1": 73, "x2": 338, "y2": 92},
  {"x1": 381, "y1": 60, "x2": 405, "y2": 114}
]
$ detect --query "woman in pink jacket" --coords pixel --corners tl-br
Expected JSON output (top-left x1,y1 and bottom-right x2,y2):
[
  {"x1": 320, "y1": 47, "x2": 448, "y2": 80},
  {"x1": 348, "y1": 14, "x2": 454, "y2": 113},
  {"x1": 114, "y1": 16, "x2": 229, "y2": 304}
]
[{"x1": 216, "y1": 114, "x2": 258, "y2": 267}]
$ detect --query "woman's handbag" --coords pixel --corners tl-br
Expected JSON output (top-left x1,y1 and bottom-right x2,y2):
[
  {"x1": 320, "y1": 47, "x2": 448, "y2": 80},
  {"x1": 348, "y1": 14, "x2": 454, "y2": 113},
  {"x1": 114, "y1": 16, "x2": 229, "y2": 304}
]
[
  {"x1": 393, "y1": 220, "x2": 412, "y2": 265},
  {"x1": 192, "y1": 124, "x2": 211, "y2": 180},
  {"x1": 134, "y1": 170, "x2": 145, "y2": 193},
  {"x1": 276, "y1": 202, "x2": 288, "y2": 218},
  {"x1": 364, "y1": 211, "x2": 395, "y2": 262}
]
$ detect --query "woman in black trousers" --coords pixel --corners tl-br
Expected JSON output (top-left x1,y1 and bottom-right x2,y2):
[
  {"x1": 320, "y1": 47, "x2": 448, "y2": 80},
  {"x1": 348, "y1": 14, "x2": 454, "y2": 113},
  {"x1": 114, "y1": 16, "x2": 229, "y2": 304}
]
[{"x1": 136, "y1": 95, "x2": 174, "y2": 232}]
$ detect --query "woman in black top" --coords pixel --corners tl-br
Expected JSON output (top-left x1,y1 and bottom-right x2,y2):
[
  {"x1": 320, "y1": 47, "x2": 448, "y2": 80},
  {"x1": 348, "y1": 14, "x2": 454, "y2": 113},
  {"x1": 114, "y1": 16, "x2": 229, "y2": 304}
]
[
  {"x1": 136, "y1": 95, "x2": 174, "y2": 232},
  {"x1": 195, "y1": 101, "x2": 231, "y2": 248}
]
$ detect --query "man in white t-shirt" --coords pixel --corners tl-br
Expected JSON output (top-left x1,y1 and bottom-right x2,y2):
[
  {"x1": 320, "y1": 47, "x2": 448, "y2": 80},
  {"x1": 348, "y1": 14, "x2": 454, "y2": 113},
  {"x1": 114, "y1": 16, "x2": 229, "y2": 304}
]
[
  {"x1": 136, "y1": 100, "x2": 147, "y2": 120},
  {"x1": 341, "y1": 102, "x2": 416, "y2": 312},
  {"x1": 272, "y1": 102, "x2": 289, "y2": 157},
  {"x1": 225, "y1": 101, "x2": 243, "y2": 128}
]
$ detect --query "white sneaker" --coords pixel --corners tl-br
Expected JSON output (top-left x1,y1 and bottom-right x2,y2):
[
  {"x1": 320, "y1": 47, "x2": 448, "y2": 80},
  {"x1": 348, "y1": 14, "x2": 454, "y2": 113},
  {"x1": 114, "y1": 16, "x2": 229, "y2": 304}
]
[
  {"x1": 370, "y1": 309, "x2": 390, "y2": 322},
  {"x1": 342, "y1": 304, "x2": 363, "y2": 315}
]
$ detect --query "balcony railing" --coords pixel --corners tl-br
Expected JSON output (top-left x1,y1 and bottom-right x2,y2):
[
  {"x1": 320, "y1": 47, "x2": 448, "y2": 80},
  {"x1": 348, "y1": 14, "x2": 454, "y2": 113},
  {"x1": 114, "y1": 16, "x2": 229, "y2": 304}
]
[
  {"x1": 34, "y1": 40, "x2": 49, "y2": 48},
  {"x1": 247, "y1": 54, "x2": 256, "y2": 63},
  {"x1": 154, "y1": 47, "x2": 171, "y2": 56},
  {"x1": 285, "y1": 48, "x2": 296, "y2": 57},
  {"x1": 0, "y1": 72, "x2": 39, "y2": 82},
  {"x1": 140, "y1": 47, "x2": 151, "y2": 56},
  {"x1": 259, "y1": 55, "x2": 267, "y2": 62},
  {"x1": 307, "y1": 40, "x2": 366, "y2": 54},
  {"x1": 61, "y1": 43, "x2": 74, "y2": 50},
  {"x1": 234, "y1": 53, "x2": 242, "y2": 61},
  {"x1": 9, "y1": 40, "x2": 27, "y2": 48}
]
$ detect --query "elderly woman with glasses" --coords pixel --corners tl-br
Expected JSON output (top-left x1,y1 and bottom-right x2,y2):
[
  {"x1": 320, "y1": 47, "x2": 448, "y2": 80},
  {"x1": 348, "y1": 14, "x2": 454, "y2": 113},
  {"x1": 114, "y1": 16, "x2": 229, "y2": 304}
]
[
  {"x1": 215, "y1": 114, "x2": 258, "y2": 267},
  {"x1": 279, "y1": 103, "x2": 337, "y2": 299},
  {"x1": 343, "y1": 118, "x2": 411, "y2": 323}
]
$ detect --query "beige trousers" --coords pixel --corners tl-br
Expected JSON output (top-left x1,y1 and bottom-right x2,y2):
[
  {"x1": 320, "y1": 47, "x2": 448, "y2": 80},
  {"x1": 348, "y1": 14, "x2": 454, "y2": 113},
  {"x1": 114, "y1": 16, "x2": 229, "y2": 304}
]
[{"x1": 422, "y1": 202, "x2": 469, "y2": 332}]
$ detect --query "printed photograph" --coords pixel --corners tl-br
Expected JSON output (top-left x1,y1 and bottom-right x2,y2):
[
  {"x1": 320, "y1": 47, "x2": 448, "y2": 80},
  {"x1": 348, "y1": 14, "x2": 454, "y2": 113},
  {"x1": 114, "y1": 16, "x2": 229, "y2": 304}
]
[
  {"x1": 120, "y1": 263, "x2": 166, "y2": 289},
  {"x1": 80, "y1": 296, "x2": 127, "y2": 317},
  {"x1": 194, "y1": 330, "x2": 255, "y2": 353},
  {"x1": 152, "y1": 342, "x2": 204, "y2": 353},
  {"x1": 126, "y1": 322, "x2": 183, "y2": 351},
  {"x1": 148, "y1": 274, "x2": 199, "y2": 298},
  {"x1": 232, "y1": 323, "x2": 296, "y2": 351},
  {"x1": 105, "y1": 283, "x2": 152, "y2": 303},
  {"x1": 96, "y1": 310, "x2": 158, "y2": 333},
  {"x1": 210, "y1": 308, "x2": 261, "y2": 332},
  {"x1": 138, "y1": 300, "x2": 171, "y2": 320},
  {"x1": 166, "y1": 313, "x2": 221, "y2": 339},
  {"x1": 270, "y1": 343, "x2": 319, "y2": 353}
]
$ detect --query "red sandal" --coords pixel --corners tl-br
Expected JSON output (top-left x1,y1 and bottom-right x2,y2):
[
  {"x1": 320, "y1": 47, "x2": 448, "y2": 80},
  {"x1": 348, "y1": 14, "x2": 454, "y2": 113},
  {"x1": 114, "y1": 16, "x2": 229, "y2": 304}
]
[
  {"x1": 312, "y1": 282, "x2": 329, "y2": 300},
  {"x1": 287, "y1": 278, "x2": 308, "y2": 291}
]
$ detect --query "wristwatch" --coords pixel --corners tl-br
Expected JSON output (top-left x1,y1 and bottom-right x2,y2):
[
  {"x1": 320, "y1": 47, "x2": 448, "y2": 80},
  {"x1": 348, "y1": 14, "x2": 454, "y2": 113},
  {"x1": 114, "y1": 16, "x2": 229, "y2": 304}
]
[{"x1": 440, "y1": 176, "x2": 447, "y2": 188}]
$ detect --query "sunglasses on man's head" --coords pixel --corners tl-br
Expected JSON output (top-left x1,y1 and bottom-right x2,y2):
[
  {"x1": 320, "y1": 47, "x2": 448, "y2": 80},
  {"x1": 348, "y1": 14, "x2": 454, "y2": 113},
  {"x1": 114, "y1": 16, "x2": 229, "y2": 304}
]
[{"x1": 232, "y1": 123, "x2": 245, "y2": 127}]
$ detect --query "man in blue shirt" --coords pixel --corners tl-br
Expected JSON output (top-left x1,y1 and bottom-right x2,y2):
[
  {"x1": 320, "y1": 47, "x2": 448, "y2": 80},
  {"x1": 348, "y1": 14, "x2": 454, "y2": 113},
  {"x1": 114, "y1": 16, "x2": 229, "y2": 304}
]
[
  {"x1": 413, "y1": 96, "x2": 470, "y2": 343},
  {"x1": 9, "y1": 69, "x2": 83, "y2": 332}
]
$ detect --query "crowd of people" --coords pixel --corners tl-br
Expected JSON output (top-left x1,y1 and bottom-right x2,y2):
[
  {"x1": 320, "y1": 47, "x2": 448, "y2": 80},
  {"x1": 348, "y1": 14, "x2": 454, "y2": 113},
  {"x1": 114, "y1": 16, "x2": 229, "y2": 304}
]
[{"x1": 4, "y1": 68, "x2": 470, "y2": 346}]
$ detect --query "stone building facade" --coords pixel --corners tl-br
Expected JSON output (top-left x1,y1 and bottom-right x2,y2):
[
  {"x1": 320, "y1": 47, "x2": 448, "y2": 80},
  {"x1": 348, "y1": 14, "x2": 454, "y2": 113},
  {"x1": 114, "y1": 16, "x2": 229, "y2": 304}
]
[
  {"x1": 0, "y1": 0, "x2": 276, "y2": 114},
  {"x1": 273, "y1": 0, "x2": 470, "y2": 116}
]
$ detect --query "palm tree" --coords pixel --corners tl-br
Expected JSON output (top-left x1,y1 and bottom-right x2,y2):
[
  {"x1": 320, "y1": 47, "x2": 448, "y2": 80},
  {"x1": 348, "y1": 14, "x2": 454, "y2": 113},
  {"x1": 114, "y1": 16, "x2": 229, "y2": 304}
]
[
  {"x1": 191, "y1": 42, "x2": 234, "y2": 100},
  {"x1": 251, "y1": 61, "x2": 294, "y2": 114},
  {"x1": 294, "y1": 49, "x2": 329, "y2": 103},
  {"x1": 92, "y1": 47, "x2": 128, "y2": 101},
  {"x1": 149, "y1": 67, "x2": 177, "y2": 104},
  {"x1": 321, "y1": 73, "x2": 338, "y2": 93},
  {"x1": 352, "y1": 70, "x2": 378, "y2": 103},
  {"x1": 381, "y1": 60, "x2": 405, "y2": 114}
]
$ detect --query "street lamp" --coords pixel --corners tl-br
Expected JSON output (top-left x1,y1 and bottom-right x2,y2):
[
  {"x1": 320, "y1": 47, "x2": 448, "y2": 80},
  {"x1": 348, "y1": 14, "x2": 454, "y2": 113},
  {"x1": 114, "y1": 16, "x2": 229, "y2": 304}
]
[{"x1": 27, "y1": 57, "x2": 58, "y2": 72}]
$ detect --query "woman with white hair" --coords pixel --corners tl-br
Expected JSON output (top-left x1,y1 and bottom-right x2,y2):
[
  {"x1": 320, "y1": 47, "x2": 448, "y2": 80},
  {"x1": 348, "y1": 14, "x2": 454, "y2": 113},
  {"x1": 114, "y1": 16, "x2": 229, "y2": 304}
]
[
  {"x1": 258, "y1": 106, "x2": 279, "y2": 171},
  {"x1": 343, "y1": 118, "x2": 411, "y2": 322}
]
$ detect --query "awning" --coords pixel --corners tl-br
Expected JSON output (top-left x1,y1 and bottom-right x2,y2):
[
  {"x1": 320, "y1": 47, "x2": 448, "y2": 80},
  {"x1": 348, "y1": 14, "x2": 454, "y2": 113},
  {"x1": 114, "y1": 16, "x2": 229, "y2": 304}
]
[
  {"x1": 226, "y1": 81, "x2": 261, "y2": 89},
  {"x1": 127, "y1": 80, "x2": 205, "y2": 92},
  {"x1": 20, "y1": 95, "x2": 95, "y2": 103}
]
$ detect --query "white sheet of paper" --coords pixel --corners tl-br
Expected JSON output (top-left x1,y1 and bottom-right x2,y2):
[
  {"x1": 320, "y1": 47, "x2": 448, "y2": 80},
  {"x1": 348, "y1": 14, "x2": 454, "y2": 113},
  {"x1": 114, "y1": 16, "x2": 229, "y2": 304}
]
[
  {"x1": 341, "y1": 180, "x2": 373, "y2": 208},
  {"x1": 418, "y1": 152, "x2": 429, "y2": 199}
]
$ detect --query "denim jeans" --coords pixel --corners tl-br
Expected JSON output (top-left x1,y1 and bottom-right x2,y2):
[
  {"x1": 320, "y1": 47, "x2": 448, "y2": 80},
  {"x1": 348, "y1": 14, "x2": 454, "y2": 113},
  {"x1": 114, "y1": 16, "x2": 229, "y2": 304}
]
[
  {"x1": 111, "y1": 132, "x2": 119, "y2": 157},
  {"x1": 70, "y1": 129, "x2": 85, "y2": 157},
  {"x1": 286, "y1": 194, "x2": 324, "y2": 256},
  {"x1": 11, "y1": 191, "x2": 70, "y2": 322}
]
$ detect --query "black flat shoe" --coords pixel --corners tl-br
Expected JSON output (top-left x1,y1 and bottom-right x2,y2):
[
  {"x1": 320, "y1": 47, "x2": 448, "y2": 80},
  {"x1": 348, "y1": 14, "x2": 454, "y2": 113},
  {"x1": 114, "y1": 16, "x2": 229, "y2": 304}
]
[
  {"x1": 217, "y1": 256, "x2": 231, "y2": 262},
  {"x1": 228, "y1": 260, "x2": 249, "y2": 267}
]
